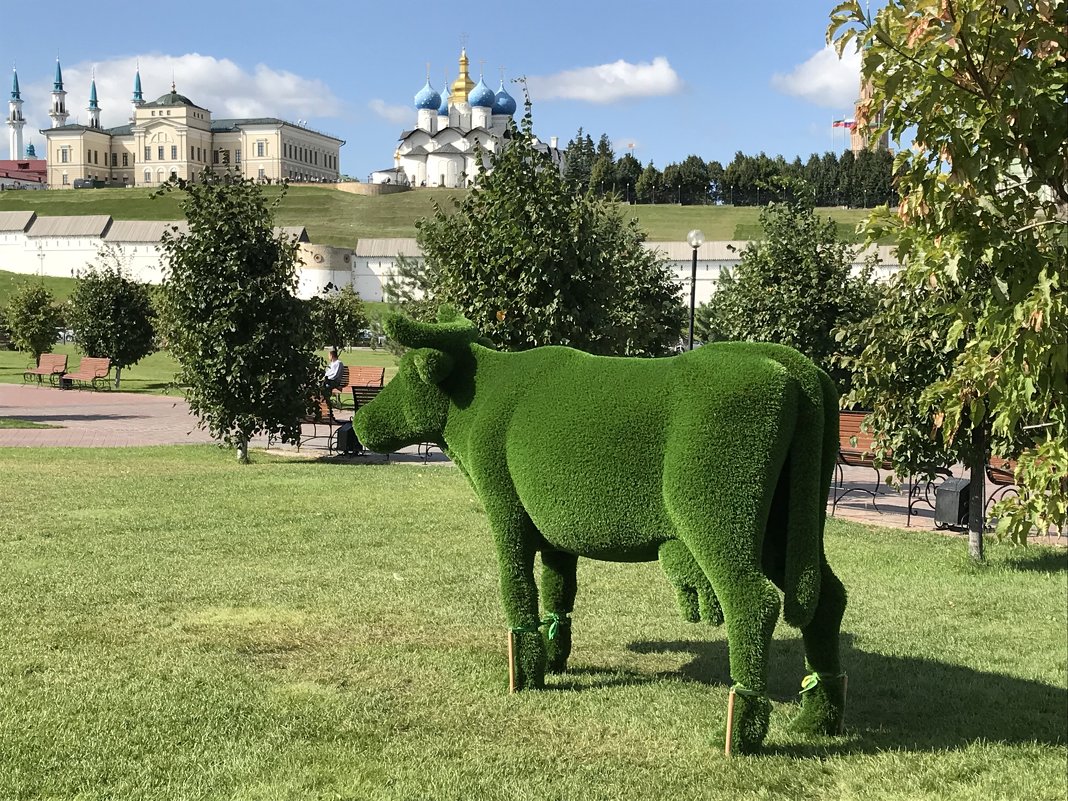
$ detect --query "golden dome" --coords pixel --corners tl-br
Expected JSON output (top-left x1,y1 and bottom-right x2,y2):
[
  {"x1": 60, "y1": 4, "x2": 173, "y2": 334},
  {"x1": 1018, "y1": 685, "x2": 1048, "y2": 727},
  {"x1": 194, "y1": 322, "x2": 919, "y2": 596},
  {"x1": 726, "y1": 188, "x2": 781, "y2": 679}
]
[{"x1": 449, "y1": 48, "x2": 475, "y2": 104}]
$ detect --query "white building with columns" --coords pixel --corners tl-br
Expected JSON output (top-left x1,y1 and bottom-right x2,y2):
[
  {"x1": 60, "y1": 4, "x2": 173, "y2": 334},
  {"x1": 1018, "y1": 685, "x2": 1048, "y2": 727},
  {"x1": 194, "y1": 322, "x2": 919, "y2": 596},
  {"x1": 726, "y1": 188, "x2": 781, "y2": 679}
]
[{"x1": 372, "y1": 48, "x2": 564, "y2": 187}]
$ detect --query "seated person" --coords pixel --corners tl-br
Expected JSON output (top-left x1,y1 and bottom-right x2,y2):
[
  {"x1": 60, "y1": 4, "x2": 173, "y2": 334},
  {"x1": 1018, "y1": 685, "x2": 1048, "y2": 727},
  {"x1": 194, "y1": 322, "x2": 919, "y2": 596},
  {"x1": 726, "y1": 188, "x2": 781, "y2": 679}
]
[{"x1": 323, "y1": 348, "x2": 344, "y2": 391}]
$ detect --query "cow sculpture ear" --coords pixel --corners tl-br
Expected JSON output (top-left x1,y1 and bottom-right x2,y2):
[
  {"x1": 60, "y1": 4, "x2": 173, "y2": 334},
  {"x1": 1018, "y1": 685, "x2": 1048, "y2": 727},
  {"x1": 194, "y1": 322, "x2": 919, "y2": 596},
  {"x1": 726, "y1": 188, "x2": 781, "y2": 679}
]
[{"x1": 413, "y1": 348, "x2": 455, "y2": 385}]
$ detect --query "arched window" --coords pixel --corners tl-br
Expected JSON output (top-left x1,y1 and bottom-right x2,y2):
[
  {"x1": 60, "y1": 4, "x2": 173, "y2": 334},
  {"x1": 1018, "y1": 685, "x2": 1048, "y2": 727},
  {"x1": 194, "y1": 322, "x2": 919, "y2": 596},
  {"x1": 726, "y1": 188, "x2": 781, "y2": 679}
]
[{"x1": 143, "y1": 169, "x2": 151, "y2": 184}]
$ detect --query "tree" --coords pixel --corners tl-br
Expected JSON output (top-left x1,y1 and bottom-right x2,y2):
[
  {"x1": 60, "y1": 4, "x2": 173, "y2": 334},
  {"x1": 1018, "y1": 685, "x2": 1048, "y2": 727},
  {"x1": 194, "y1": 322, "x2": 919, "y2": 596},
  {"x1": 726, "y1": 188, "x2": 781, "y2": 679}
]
[
  {"x1": 563, "y1": 128, "x2": 595, "y2": 191},
  {"x1": 157, "y1": 170, "x2": 319, "y2": 463},
  {"x1": 830, "y1": 1, "x2": 1067, "y2": 551},
  {"x1": 697, "y1": 179, "x2": 879, "y2": 389},
  {"x1": 308, "y1": 284, "x2": 368, "y2": 351},
  {"x1": 6, "y1": 283, "x2": 61, "y2": 364},
  {"x1": 412, "y1": 98, "x2": 683, "y2": 356},
  {"x1": 635, "y1": 161, "x2": 662, "y2": 204},
  {"x1": 615, "y1": 152, "x2": 642, "y2": 201},
  {"x1": 677, "y1": 155, "x2": 711, "y2": 205},
  {"x1": 67, "y1": 245, "x2": 156, "y2": 389}
]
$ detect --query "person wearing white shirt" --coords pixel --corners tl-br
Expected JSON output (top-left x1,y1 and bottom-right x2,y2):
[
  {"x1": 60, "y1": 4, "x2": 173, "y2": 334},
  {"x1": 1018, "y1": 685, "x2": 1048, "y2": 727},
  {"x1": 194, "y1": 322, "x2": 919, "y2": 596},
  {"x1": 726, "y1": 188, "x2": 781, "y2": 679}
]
[{"x1": 324, "y1": 348, "x2": 344, "y2": 391}]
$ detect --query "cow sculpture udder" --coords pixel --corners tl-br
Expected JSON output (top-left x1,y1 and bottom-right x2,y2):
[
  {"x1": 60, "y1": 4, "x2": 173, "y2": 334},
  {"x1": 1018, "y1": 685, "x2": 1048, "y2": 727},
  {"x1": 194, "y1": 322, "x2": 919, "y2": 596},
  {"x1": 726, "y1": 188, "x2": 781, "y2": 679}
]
[{"x1": 353, "y1": 308, "x2": 848, "y2": 754}]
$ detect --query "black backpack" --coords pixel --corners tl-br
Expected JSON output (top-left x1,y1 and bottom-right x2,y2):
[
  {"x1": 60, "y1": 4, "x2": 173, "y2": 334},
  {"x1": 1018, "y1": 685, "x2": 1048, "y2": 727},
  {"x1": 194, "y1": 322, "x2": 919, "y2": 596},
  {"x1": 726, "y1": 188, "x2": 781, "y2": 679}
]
[{"x1": 335, "y1": 422, "x2": 362, "y2": 456}]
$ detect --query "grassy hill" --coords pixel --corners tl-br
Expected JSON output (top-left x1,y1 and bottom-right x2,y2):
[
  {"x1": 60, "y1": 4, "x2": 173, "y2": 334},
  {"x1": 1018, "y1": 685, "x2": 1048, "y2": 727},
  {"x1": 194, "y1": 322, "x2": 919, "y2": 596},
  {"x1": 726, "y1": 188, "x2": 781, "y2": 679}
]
[{"x1": 0, "y1": 186, "x2": 876, "y2": 247}]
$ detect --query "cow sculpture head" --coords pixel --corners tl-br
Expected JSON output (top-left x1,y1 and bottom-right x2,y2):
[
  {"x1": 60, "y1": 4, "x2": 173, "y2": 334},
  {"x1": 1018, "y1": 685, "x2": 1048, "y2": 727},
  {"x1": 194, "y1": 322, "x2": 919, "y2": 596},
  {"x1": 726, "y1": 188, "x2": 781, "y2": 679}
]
[{"x1": 353, "y1": 307, "x2": 480, "y2": 454}]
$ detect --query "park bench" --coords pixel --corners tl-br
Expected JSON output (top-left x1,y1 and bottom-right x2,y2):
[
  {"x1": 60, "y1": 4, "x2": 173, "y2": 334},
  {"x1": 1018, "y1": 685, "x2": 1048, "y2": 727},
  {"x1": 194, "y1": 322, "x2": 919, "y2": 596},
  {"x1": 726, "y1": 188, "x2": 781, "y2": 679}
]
[
  {"x1": 61, "y1": 357, "x2": 112, "y2": 390},
  {"x1": 333, "y1": 366, "x2": 386, "y2": 406},
  {"x1": 832, "y1": 410, "x2": 895, "y2": 512},
  {"x1": 24, "y1": 353, "x2": 68, "y2": 386},
  {"x1": 297, "y1": 398, "x2": 349, "y2": 454},
  {"x1": 985, "y1": 456, "x2": 1019, "y2": 512},
  {"x1": 832, "y1": 409, "x2": 950, "y2": 527}
]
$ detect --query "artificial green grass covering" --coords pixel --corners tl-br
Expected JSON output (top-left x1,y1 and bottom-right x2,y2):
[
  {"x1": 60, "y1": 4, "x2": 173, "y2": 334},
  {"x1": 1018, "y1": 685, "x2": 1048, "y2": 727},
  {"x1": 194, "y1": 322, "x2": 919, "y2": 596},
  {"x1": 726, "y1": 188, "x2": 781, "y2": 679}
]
[
  {"x1": 0, "y1": 446, "x2": 1063, "y2": 800},
  {"x1": 354, "y1": 311, "x2": 846, "y2": 753}
]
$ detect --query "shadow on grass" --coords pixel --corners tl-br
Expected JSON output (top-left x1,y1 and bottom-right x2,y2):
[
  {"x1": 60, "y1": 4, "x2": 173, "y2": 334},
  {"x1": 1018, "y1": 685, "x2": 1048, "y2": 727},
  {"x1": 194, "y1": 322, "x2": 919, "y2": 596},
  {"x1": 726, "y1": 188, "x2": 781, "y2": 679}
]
[
  {"x1": 1001, "y1": 549, "x2": 1067, "y2": 573},
  {"x1": 623, "y1": 635, "x2": 1066, "y2": 753}
]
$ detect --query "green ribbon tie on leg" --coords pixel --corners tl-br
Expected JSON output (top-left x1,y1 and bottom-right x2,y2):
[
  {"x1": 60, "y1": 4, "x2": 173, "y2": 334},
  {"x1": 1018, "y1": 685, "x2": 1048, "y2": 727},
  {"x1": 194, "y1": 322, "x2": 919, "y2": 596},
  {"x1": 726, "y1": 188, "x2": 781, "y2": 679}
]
[
  {"x1": 540, "y1": 612, "x2": 571, "y2": 640},
  {"x1": 800, "y1": 671, "x2": 846, "y2": 694},
  {"x1": 730, "y1": 684, "x2": 764, "y2": 698}
]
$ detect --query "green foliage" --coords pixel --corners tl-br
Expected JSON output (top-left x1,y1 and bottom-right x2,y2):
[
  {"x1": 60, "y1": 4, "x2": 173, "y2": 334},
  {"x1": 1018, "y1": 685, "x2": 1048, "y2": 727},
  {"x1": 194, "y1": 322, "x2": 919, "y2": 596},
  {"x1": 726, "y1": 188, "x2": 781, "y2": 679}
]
[
  {"x1": 698, "y1": 182, "x2": 880, "y2": 390},
  {"x1": 829, "y1": 0, "x2": 1068, "y2": 543},
  {"x1": 354, "y1": 310, "x2": 845, "y2": 753},
  {"x1": 67, "y1": 245, "x2": 156, "y2": 388},
  {"x1": 156, "y1": 170, "x2": 319, "y2": 461},
  {"x1": 5, "y1": 282, "x2": 61, "y2": 363},
  {"x1": 308, "y1": 284, "x2": 368, "y2": 351},
  {"x1": 412, "y1": 100, "x2": 683, "y2": 357}
]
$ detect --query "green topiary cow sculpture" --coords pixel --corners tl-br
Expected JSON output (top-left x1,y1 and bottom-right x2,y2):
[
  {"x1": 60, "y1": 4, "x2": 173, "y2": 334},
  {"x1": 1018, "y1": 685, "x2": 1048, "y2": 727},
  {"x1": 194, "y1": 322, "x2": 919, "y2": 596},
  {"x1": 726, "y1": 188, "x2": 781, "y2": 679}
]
[{"x1": 353, "y1": 309, "x2": 847, "y2": 754}]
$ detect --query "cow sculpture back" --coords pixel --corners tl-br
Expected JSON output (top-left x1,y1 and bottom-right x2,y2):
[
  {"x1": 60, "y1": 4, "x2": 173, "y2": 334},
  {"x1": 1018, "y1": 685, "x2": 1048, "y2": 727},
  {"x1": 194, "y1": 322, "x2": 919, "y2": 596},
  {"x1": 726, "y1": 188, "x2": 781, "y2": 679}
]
[{"x1": 353, "y1": 307, "x2": 847, "y2": 754}]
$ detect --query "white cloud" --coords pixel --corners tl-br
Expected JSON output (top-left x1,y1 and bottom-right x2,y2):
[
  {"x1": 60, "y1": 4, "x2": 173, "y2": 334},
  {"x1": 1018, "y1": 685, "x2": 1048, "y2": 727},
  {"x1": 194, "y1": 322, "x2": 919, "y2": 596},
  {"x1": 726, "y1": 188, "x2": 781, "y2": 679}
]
[
  {"x1": 526, "y1": 57, "x2": 682, "y2": 104},
  {"x1": 770, "y1": 44, "x2": 860, "y2": 109},
  {"x1": 368, "y1": 99, "x2": 412, "y2": 125},
  {"x1": 16, "y1": 53, "x2": 341, "y2": 145}
]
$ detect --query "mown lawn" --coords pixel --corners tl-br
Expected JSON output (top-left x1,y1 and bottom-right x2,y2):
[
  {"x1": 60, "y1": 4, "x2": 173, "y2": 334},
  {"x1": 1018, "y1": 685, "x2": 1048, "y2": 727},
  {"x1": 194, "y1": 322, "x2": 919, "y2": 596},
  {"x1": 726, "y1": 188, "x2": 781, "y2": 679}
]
[
  {"x1": 0, "y1": 185, "x2": 878, "y2": 246},
  {"x1": 0, "y1": 447, "x2": 1063, "y2": 801}
]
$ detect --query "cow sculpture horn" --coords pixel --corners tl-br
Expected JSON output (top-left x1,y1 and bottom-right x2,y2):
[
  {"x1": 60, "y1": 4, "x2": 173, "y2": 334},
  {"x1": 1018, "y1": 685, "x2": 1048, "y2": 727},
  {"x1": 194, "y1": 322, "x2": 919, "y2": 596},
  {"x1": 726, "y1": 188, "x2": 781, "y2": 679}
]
[{"x1": 385, "y1": 312, "x2": 479, "y2": 351}]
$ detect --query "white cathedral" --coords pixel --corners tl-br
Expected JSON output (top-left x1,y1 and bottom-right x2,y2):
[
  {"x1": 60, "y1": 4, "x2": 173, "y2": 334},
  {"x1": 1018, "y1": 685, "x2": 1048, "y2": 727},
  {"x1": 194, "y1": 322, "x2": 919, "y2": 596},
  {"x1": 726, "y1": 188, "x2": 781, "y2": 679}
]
[{"x1": 371, "y1": 48, "x2": 564, "y2": 188}]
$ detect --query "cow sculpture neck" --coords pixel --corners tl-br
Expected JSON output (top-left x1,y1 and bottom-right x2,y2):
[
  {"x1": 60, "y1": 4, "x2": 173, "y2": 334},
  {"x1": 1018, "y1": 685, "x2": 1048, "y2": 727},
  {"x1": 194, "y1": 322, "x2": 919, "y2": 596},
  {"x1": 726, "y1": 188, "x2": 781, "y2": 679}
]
[{"x1": 354, "y1": 308, "x2": 848, "y2": 754}]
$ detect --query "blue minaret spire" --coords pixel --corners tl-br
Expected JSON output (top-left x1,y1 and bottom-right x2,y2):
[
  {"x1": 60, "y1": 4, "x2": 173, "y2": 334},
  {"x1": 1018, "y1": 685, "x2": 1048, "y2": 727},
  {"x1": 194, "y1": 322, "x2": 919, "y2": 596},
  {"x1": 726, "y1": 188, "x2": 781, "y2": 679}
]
[
  {"x1": 8, "y1": 66, "x2": 26, "y2": 159},
  {"x1": 87, "y1": 73, "x2": 101, "y2": 129},
  {"x1": 130, "y1": 63, "x2": 145, "y2": 123},
  {"x1": 49, "y1": 58, "x2": 68, "y2": 127}
]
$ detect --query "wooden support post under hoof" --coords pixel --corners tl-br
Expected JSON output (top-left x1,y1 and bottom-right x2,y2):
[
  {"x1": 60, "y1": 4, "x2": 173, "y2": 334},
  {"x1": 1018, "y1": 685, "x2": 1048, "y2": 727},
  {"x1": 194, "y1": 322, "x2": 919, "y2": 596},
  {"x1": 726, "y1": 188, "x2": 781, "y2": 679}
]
[
  {"x1": 507, "y1": 630, "x2": 517, "y2": 694},
  {"x1": 724, "y1": 687, "x2": 737, "y2": 757},
  {"x1": 839, "y1": 673, "x2": 849, "y2": 735}
]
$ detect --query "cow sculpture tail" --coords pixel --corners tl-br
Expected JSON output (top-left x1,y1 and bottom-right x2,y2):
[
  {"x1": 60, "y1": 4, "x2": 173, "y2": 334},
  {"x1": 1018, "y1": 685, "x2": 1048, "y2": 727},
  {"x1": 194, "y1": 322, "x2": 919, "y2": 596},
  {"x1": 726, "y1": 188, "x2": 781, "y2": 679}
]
[{"x1": 781, "y1": 363, "x2": 839, "y2": 630}]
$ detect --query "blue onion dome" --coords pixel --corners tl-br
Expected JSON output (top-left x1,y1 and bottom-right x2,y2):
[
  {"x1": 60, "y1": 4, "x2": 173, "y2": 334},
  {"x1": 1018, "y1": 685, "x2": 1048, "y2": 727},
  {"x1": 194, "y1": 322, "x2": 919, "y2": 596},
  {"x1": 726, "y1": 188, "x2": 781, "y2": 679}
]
[
  {"x1": 414, "y1": 80, "x2": 441, "y2": 110},
  {"x1": 438, "y1": 92, "x2": 449, "y2": 115},
  {"x1": 468, "y1": 77, "x2": 495, "y2": 108},
  {"x1": 493, "y1": 81, "x2": 517, "y2": 116}
]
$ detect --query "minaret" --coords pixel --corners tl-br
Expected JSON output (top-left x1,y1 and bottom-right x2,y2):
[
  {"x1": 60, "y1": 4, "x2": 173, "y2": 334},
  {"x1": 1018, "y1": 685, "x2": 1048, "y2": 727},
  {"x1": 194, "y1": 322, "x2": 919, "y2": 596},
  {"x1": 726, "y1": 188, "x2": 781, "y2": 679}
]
[
  {"x1": 7, "y1": 67, "x2": 25, "y2": 160},
  {"x1": 130, "y1": 66, "x2": 144, "y2": 122},
  {"x1": 49, "y1": 58, "x2": 68, "y2": 128},
  {"x1": 87, "y1": 76, "x2": 101, "y2": 129}
]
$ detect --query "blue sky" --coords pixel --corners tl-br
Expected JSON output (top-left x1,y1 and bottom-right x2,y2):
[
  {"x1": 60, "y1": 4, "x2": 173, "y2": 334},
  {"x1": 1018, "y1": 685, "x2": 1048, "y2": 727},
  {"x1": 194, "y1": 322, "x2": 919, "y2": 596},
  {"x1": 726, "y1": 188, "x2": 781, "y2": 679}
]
[{"x1": 6, "y1": 1, "x2": 873, "y2": 177}]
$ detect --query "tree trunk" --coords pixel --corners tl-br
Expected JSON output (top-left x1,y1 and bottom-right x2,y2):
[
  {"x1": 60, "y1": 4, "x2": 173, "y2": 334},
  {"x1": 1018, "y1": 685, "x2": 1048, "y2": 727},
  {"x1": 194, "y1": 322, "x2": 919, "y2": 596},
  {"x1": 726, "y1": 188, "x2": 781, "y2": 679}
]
[
  {"x1": 966, "y1": 424, "x2": 987, "y2": 562},
  {"x1": 236, "y1": 434, "x2": 250, "y2": 464},
  {"x1": 114, "y1": 366, "x2": 122, "y2": 389}
]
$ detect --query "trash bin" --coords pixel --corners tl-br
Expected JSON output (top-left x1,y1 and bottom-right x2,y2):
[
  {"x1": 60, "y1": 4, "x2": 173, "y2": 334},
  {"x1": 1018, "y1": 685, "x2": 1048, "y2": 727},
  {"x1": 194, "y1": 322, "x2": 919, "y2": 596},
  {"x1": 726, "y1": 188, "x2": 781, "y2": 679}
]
[{"x1": 935, "y1": 478, "x2": 970, "y2": 529}]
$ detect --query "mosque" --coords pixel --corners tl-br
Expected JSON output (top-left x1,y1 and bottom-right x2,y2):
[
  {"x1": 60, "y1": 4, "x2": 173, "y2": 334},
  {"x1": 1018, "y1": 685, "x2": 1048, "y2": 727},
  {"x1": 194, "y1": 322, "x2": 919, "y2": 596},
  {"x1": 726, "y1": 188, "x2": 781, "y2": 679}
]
[
  {"x1": 7, "y1": 60, "x2": 343, "y2": 189},
  {"x1": 371, "y1": 48, "x2": 565, "y2": 188}
]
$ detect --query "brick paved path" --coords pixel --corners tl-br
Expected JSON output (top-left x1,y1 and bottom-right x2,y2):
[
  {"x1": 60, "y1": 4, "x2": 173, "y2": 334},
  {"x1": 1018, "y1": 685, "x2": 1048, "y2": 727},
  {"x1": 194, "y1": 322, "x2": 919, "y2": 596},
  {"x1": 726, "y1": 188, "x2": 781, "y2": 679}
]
[{"x1": 4, "y1": 382, "x2": 1059, "y2": 542}]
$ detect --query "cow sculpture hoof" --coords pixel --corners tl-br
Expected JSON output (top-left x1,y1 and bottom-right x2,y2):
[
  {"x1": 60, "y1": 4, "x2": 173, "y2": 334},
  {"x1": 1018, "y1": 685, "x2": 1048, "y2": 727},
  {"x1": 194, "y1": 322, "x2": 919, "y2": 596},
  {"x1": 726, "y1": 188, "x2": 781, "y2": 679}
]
[
  {"x1": 789, "y1": 673, "x2": 846, "y2": 736},
  {"x1": 546, "y1": 626, "x2": 572, "y2": 674},
  {"x1": 510, "y1": 630, "x2": 547, "y2": 691},
  {"x1": 728, "y1": 692, "x2": 773, "y2": 755}
]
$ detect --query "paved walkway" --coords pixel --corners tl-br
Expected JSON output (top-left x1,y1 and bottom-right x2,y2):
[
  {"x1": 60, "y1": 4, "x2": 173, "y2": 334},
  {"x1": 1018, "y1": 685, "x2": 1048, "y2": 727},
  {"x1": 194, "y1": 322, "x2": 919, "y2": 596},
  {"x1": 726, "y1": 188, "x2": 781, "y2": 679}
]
[{"x1": 1, "y1": 382, "x2": 1057, "y2": 540}]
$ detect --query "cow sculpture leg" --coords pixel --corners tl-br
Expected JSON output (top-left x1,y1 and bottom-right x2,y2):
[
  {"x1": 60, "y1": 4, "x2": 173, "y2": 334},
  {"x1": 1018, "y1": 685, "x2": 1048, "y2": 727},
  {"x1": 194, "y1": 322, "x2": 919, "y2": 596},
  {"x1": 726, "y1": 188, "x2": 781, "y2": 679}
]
[
  {"x1": 791, "y1": 559, "x2": 848, "y2": 735},
  {"x1": 485, "y1": 494, "x2": 547, "y2": 691},
  {"x1": 541, "y1": 549, "x2": 578, "y2": 673},
  {"x1": 658, "y1": 540, "x2": 723, "y2": 625}
]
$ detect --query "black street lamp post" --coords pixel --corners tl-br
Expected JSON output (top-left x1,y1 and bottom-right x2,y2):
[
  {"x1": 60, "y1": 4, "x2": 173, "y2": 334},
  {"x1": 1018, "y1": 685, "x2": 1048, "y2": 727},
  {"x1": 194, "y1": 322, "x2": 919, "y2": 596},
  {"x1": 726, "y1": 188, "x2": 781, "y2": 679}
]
[{"x1": 687, "y1": 229, "x2": 704, "y2": 350}]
